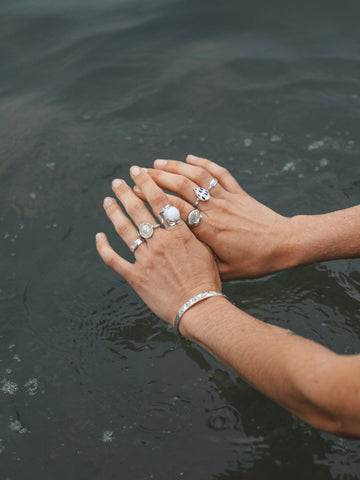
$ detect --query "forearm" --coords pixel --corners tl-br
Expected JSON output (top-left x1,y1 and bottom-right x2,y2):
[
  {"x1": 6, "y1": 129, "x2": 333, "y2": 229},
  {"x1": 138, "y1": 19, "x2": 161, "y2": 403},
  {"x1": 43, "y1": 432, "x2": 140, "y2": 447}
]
[
  {"x1": 179, "y1": 296, "x2": 360, "y2": 437},
  {"x1": 287, "y1": 205, "x2": 360, "y2": 268}
]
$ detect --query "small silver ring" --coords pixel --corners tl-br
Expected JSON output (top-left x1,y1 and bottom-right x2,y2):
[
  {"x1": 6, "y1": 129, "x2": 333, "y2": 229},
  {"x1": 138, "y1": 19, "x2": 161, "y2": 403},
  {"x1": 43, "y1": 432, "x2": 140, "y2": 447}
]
[
  {"x1": 159, "y1": 204, "x2": 181, "y2": 228},
  {"x1": 187, "y1": 209, "x2": 202, "y2": 227},
  {"x1": 208, "y1": 178, "x2": 218, "y2": 190},
  {"x1": 130, "y1": 237, "x2": 144, "y2": 253},
  {"x1": 138, "y1": 222, "x2": 161, "y2": 240}
]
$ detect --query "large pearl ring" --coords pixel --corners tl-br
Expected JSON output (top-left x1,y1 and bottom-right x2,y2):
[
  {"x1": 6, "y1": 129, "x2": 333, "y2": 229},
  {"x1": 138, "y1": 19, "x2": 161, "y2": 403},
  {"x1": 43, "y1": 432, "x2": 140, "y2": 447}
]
[{"x1": 138, "y1": 222, "x2": 161, "y2": 240}]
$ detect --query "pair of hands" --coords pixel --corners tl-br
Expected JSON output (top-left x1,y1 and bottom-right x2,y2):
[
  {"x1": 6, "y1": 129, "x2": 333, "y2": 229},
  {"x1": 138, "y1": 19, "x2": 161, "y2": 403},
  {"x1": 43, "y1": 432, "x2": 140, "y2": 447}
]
[{"x1": 96, "y1": 155, "x2": 291, "y2": 326}]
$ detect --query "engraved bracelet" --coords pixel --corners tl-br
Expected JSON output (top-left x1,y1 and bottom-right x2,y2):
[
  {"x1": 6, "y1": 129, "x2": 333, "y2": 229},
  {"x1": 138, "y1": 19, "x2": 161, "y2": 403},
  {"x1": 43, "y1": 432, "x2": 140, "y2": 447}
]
[{"x1": 174, "y1": 291, "x2": 226, "y2": 334}]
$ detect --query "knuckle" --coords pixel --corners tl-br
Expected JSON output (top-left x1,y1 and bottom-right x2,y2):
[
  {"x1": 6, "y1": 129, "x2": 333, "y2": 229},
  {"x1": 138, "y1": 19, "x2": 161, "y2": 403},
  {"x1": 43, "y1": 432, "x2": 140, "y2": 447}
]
[
  {"x1": 218, "y1": 166, "x2": 230, "y2": 180},
  {"x1": 115, "y1": 220, "x2": 133, "y2": 237},
  {"x1": 153, "y1": 235, "x2": 167, "y2": 252},
  {"x1": 126, "y1": 198, "x2": 143, "y2": 217},
  {"x1": 198, "y1": 171, "x2": 212, "y2": 186},
  {"x1": 152, "y1": 190, "x2": 167, "y2": 207},
  {"x1": 177, "y1": 176, "x2": 190, "y2": 190}
]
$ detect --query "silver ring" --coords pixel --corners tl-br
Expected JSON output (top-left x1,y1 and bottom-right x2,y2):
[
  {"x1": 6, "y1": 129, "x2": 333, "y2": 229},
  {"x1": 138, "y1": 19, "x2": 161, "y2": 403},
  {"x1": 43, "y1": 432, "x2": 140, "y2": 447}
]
[
  {"x1": 130, "y1": 237, "x2": 144, "y2": 253},
  {"x1": 187, "y1": 209, "x2": 202, "y2": 227},
  {"x1": 138, "y1": 222, "x2": 161, "y2": 240},
  {"x1": 208, "y1": 178, "x2": 218, "y2": 190},
  {"x1": 193, "y1": 178, "x2": 218, "y2": 207},
  {"x1": 193, "y1": 187, "x2": 210, "y2": 207},
  {"x1": 159, "y1": 204, "x2": 181, "y2": 228}
]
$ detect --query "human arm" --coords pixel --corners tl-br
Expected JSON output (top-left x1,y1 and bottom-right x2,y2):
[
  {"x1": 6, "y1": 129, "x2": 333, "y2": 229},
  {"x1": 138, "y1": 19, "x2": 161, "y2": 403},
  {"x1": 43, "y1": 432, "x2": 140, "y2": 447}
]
[
  {"x1": 137, "y1": 155, "x2": 360, "y2": 280},
  {"x1": 179, "y1": 296, "x2": 360, "y2": 438},
  {"x1": 96, "y1": 167, "x2": 360, "y2": 438}
]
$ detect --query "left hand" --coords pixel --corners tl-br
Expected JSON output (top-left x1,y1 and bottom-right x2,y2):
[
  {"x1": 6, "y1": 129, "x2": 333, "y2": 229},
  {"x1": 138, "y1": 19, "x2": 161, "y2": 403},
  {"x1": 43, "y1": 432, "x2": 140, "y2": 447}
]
[
  {"x1": 96, "y1": 166, "x2": 222, "y2": 326},
  {"x1": 133, "y1": 156, "x2": 292, "y2": 280}
]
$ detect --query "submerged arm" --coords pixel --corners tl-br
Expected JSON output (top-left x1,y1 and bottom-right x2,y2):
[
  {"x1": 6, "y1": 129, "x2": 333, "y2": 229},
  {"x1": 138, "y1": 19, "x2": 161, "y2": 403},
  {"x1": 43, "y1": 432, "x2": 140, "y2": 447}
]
[{"x1": 180, "y1": 296, "x2": 360, "y2": 438}]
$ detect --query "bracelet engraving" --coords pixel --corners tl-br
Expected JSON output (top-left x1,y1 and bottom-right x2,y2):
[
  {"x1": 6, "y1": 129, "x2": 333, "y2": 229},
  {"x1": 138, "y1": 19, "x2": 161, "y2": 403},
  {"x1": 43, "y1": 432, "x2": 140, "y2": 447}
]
[{"x1": 174, "y1": 291, "x2": 226, "y2": 334}]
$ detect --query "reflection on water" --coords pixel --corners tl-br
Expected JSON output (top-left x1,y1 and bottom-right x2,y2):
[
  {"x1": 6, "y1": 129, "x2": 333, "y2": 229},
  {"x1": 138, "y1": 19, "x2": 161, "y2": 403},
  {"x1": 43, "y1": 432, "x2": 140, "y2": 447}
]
[{"x1": 1, "y1": 0, "x2": 360, "y2": 478}]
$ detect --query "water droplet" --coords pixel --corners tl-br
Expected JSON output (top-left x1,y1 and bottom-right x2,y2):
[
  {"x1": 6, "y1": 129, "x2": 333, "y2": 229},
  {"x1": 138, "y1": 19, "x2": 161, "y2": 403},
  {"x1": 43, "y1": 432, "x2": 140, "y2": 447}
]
[
  {"x1": 319, "y1": 158, "x2": 329, "y2": 167},
  {"x1": 270, "y1": 134, "x2": 281, "y2": 142},
  {"x1": 102, "y1": 430, "x2": 114, "y2": 443},
  {"x1": 282, "y1": 161, "x2": 296, "y2": 172},
  {"x1": 24, "y1": 378, "x2": 39, "y2": 396},
  {"x1": 45, "y1": 162, "x2": 56, "y2": 170},
  {"x1": 307, "y1": 140, "x2": 325, "y2": 151}
]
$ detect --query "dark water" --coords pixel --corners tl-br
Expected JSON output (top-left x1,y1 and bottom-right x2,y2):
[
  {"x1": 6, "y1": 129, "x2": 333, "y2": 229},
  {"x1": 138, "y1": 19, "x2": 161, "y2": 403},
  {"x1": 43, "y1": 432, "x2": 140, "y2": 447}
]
[{"x1": 1, "y1": 0, "x2": 360, "y2": 478}]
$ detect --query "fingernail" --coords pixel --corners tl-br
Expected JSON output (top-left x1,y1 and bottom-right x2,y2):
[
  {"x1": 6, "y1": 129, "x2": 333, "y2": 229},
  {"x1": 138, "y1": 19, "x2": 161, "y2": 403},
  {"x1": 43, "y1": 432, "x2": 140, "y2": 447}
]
[
  {"x1": 130, "y1": 166, "x2": 141, "y2": 176},
  {"x1": 142, "y1": 167, "x2": 148, "y2": 173},
  {"x1": 112, "y1": 178, "x2": 122, "y2": 188},
  {"x1": 187, "y1": 154, "x2": 198, "y2": 162},
  {"x1": 103, "y1": 197, "x2": 113, "y2": 207},
  {"x1": 154, "y1": 159, "x2": 167, "y2": 167},
  {"x1": 134, "y1": 185, "x2": 142, "y2": 194},
  {"x1": 96, "y1": 232, "x2": 103, "y2": 241}
]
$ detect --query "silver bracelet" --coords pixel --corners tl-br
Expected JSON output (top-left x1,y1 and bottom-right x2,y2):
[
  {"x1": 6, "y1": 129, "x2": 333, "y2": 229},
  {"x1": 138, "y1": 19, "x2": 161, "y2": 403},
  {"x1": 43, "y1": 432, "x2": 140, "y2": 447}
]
[{"x1": 174, "y1": 291, "x2": 226, "y2": 334}]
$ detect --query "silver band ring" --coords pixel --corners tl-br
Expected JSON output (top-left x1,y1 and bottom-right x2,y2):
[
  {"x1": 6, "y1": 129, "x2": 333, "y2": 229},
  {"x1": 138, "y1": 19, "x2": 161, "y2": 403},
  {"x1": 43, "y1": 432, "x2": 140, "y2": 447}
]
[
  {"x1": 187, "y1": 209, "x2": 202, "y2": 227},
  {"x1": 159, "y1": 204, "x2": 181, "y2": 228},
  {"x1": 130, "y1": 237, "x2": 144, "y2": 253},
  {"x1": 208, "y1": 178, "x2": 218, "y2": 190},
  {"x1": 138, "y1": 222, "x2": 161, "y2": 240}
]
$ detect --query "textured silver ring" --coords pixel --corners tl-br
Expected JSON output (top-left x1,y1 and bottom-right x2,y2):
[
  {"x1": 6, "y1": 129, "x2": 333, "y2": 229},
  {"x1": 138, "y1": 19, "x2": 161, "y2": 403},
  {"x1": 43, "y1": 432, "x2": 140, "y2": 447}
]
[
  {"x1": 130, "y1": 237, "x2": 144, "y2": 253},
  {"x1": 193, "y1": 187, "x2": 210, "y2": 207},
  {"x1": 159, "y1": 204, "x2": 181, "y2": 228},
  {"x1": 187, "y1": 209, "x2": 202, "y2": 227},
  {"x1": 138, "y1": 222, "x2": 161, "y2": 240},
  {"x1": 193, "y1": 178, "x2": 218, "y2": 207}
]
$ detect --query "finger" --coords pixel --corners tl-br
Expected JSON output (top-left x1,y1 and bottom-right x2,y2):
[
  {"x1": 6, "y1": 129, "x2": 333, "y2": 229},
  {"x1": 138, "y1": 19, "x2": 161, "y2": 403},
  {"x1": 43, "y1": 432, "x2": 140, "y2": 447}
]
[
  {"x1": 129, "y1": 166, "x2": 189, "y2": 230},
  {"x1": 133, "y1": 185, "x2": 190, "y2": 215},
  {"x1": 96, "y1": 232, "x2": 133, "y2": 278},
  {"x1": 112, "y1": 178, "x2": 157, "y2": 228},
  {"x1": 133, "y1": 184, "x2": 207, "y2": 229},
  {"x1": 186, "y1": 155, "x2": 242, "y2": 194},
  {"x1": 153, "y1": 159, "x2": 224, "y2": 197},
  {"x1": 102, "y1": 196, "x2": 144, "y2": 252},
  {"x1": 144, "y1": 169, "x2": 200, "y2": 206}
]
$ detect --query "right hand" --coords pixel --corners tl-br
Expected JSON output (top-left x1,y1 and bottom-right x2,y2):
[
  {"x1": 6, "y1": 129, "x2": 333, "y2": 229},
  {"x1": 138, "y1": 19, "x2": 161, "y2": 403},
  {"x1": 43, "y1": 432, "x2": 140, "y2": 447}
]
[
  {"x1": 96, "y1": 166, "x2": 221, "y2": 326},
  {"x1": 135, "y1": 155, "x2": 294, "y2": 280}
]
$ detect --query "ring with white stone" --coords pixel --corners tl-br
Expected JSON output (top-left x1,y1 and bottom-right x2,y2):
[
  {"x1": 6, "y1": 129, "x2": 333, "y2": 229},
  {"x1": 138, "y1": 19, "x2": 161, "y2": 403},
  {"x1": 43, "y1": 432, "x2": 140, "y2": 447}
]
[
  {"x1": 138, "y1": 222, "x2": 161, "y2": 240},
  {"x1": 159, "y1": 204, "x2": 181, "y2": 228},
  {"x1": 130, "y1": 237, "x2": 144, "y2": 253},
  {"x1": 187, "y1": 209, "x2": 202, "y2": 227}
]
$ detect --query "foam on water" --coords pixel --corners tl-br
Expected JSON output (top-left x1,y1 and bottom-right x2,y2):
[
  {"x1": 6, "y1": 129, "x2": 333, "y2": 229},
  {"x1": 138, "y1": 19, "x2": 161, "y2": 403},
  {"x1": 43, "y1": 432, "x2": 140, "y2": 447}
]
[
  {"x1": 1, "y1": 380, "x2": 18, "y2": 395},
  {"x1": 9, "y1": 417, "x2": 29, "y2": 434},
  {"x1": 24, "y1": 378, "x2": 39, "y2": 396}
]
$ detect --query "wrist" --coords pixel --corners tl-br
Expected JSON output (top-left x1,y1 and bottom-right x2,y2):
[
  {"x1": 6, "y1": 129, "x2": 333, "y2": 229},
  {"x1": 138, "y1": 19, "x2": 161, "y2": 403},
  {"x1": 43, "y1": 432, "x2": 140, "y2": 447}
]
[
  {"x1": 285, "y1": 207, "x2": 360, "y2": 267},
  {"x1": 178, "y1": 295, "x2": 232, "y2": 340}
]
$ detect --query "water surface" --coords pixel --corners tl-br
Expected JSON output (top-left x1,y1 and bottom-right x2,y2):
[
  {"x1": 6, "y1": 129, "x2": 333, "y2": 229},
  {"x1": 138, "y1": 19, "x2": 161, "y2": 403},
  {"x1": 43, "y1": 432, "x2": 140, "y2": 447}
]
[{"x1": 1, "y1": 0, "x2": 360, "y2": 478}]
